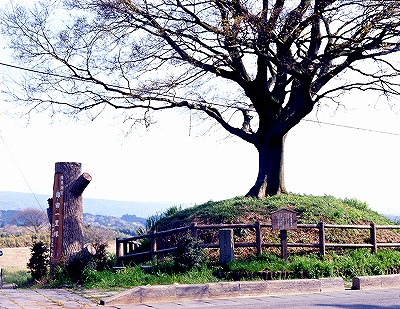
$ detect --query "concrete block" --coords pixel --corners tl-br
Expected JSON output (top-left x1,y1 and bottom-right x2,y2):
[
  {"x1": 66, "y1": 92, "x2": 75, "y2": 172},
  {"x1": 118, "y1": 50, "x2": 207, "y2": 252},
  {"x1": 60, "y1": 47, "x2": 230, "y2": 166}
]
[
  {"x1": 239, "y1": 281, "x2": 269, "y2": 296},
  {"x1": 268, "y1": 279, "x2": 320, "y2": 295},
  {"x1": 352, "y1": 276, "x2": 382, "y2": 290},
  {"x1": 319, "y1": 277, "x2": 345, "y2": 292},
  {"x1": 381, "y1": 274, "x2": 400, "y2": 288},
  {"x1": 99, "y1": 287, "x2": 141, "y2": 305},
  {"x1": 140, "y1": 285, "x2": 176, "y2": 303},
  {"x1": 208, "y1": 282, "x2": 240, "y2": 298},
  {"x1": 175, "y1": 284, "x2": 209, "y2": 300}
]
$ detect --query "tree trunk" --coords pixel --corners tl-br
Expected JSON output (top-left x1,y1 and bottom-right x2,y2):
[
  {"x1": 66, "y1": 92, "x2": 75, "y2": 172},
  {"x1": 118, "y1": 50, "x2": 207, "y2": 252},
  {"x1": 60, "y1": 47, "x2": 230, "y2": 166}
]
[
  {"x1": 246, "y1": 134, "x2": 287, "y2": 198},
  {"x1": 52, "y1": 162, "x2": 91, "y2": 263}
]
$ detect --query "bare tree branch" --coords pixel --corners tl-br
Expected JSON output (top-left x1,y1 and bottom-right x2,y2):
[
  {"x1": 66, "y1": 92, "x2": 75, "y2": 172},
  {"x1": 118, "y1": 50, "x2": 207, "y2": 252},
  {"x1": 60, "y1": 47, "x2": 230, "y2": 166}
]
[{"x1": 2, "y1": 0, "x2": 400, "y2": 197}]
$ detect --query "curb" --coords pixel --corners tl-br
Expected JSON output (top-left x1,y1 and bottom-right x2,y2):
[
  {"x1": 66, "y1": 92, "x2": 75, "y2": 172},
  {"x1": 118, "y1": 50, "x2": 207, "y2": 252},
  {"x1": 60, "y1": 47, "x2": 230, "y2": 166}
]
[
  {"x1": 100, "y1": 277, "x2": 345, "y2": 306},
  {"x1": 352, "y1": 274, "x2": 400, "y2": 290}
]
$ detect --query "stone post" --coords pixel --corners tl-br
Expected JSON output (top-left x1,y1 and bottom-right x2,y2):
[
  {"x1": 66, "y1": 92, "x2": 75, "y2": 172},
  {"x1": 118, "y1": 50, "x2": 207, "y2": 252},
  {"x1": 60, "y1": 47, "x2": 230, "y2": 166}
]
[{"x1": 219, "y1": 229, "x2": 234, "y2": 264}]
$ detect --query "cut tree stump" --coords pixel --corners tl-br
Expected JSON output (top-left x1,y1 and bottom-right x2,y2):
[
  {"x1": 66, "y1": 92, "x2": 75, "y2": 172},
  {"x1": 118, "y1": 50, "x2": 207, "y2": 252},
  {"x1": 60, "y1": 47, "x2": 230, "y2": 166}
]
[{"x1": 50, "y1": 162, "x2": 91, "y2": 269}]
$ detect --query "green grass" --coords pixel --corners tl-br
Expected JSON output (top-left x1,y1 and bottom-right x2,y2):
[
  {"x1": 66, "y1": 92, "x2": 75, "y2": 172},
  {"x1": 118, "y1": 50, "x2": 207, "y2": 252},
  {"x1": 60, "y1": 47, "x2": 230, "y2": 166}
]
[
  {"x1": 226, "y1": 249, "x2": 400, "y2": 281},
  {"x1": 76, "y1": 264, "x2": 219, "y2": 289},
  {"x1": 2, "y1": 269, "x2": 30, "y2": 286},
  {"x1": 41, "y1": 248, "x2": 400, "y2": 289}
]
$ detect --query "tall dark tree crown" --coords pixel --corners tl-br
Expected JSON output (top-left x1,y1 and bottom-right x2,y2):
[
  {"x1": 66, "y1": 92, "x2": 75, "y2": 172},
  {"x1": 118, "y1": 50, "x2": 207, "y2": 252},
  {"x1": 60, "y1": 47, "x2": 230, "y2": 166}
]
[{"x1": 1, "y1": 0, "x2": 400, "y2": 197}]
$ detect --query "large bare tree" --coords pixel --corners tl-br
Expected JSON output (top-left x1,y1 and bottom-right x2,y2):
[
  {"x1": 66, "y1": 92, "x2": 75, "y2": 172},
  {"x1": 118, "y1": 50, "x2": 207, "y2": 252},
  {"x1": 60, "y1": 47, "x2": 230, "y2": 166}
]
[
  {"x1": 12, "y1": 208, "x2": 49, "y2": 233},
  {"x1": 2, "y1": 0, "x2": 400, "y2": 197}
]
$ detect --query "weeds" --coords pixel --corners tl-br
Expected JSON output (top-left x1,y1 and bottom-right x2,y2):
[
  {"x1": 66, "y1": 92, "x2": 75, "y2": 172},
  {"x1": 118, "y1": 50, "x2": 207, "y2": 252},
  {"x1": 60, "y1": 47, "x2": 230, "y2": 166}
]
[
  {"x1": 173, "y1": 232, "x2": 206, "y2": 272},
  {"x1": 2, "y1": 269, "x2": 30, "y2": 286},
  {"x1": 34, "y1": 248, "x2": 400, "y2": 289}
]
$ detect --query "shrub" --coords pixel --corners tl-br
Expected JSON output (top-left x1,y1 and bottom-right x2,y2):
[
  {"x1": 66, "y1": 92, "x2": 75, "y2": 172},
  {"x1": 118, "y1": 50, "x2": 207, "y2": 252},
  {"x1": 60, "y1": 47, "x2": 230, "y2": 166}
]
[
  {"x1": 66, "y1": 249, "x2": 93, "y2": 283},
  {"x1": 91, "y1": 242, "x2": 109, "y2": 271},
  {"x1": 173, "y1": 233, "x2": 206, "y2": 272},
  {"x1": 65, "y1": 242, "x2": 111, "y2": 283},
  {"x1": 27, "y1": 241, "x2": 49, "y2": 281}
]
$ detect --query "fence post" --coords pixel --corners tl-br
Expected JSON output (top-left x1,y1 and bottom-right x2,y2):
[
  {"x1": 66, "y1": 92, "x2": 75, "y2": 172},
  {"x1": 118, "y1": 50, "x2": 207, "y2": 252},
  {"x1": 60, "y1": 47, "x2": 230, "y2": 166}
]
[
  {"x1": 318, "y1": 221, "x2": 326, "y2": 256},
  {"x1": 255, "y1": 221, "x2": 262, "y2": 255},
  {"x1": 280, "y1": 230, "x2": 288, "y2": 260},
  {"x1": 190, "y1": 222, "x2": 197, "y2": 238},
  {"x1": 123, "y1": 240, "x2": 128, "y2": 258},
  {"x1": 128, "y1": 242, "x2": 134, "y2": 254},
  {"x1": 370, "y1": 222, "x2": 377, "y2": 254},
  {"x1": 116, "y1": 238, "x2": 121, "y2": 266},
  {"x1": 150, "y1": 230, "x2": 157, "y2": 262}
]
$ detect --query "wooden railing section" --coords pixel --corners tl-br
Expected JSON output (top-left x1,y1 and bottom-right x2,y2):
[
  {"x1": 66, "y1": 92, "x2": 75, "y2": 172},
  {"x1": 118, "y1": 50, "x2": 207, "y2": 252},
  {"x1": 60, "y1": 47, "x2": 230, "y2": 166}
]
[{"x1": 116, "y1": 222, "x2": 400, "y2": 266}]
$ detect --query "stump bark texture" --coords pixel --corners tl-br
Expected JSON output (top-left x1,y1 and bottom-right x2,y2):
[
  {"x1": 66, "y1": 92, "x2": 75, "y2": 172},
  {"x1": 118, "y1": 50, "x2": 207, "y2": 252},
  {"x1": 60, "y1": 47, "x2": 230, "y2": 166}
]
[{"x1": 51, "y1": 162, "x2": 91, "y2": 265}]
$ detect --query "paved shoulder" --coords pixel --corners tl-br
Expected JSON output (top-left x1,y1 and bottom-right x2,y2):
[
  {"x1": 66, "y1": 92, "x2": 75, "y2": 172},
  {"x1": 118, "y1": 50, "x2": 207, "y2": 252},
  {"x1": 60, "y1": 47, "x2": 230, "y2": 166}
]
[
  {"x1": 108, "y1": 288, "x2": 400, "y2": 309},
  {"x1": 0, "y1": 288, "x2": 98, "y2": 308}
]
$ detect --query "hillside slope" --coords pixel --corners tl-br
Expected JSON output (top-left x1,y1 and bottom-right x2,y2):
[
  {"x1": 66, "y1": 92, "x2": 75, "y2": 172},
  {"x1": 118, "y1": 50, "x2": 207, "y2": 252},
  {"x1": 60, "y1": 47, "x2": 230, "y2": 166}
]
[
  {"x1": 149, "y1": 195, "x2": 399, "y2": 257},
  {"x1": 155, "y1": 195, "x2": 394, "y2": 231}
]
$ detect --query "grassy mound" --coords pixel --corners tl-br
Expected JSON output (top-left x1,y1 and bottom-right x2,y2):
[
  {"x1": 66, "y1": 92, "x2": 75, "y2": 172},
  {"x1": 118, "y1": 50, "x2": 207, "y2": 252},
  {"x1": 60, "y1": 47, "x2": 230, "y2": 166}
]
[
  {"x1": 148, "y1": 194, "x2": 399, "y2": 260},
  {"x1": 79, "y1": 195, "x2": 400, "y2": 288},
  {"x1": 154, "y1": 194, "x2": 393, "y2": 231}
]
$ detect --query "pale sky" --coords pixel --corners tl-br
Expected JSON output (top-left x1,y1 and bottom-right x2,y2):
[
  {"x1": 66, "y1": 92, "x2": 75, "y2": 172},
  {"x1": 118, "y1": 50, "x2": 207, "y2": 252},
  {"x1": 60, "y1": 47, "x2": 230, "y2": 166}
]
[
  {"x1": 1, "y1": 1, "x2": 400, "y2": 216},
  {"x1": 1, "y1": 89, "x2": 400, "y2": 216}
]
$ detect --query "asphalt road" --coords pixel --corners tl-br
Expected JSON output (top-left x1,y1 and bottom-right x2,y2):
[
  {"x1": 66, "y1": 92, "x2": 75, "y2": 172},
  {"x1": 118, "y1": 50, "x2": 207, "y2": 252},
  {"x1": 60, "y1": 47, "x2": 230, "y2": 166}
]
[
  {"x1": 116, "y1": 288, "x2": 400, "y2": 309},
  {"x1": 1, "y1": 287, "x2": 400, "y2": 308}
]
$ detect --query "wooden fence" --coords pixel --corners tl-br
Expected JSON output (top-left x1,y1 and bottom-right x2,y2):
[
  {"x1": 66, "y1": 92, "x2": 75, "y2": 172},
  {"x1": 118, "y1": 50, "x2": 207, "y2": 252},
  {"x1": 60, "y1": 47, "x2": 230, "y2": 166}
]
[{"x1": 115, "y1": 222, "x2": 400, "y2": 266}]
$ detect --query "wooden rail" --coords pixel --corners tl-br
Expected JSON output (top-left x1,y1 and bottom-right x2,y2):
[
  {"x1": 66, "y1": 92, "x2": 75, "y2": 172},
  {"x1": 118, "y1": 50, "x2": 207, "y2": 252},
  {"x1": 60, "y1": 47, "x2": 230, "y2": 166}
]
[{"x1": 116, "y1": 222, "x2": 400, "y2": 266}]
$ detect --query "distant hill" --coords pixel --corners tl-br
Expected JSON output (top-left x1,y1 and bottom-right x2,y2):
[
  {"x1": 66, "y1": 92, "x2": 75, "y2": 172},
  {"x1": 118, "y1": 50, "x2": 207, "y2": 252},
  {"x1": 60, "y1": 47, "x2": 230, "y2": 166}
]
[
  {"x1": 84, "y1": 213, "x2": 145, "y2": 234},
  {"x1": 0, "y1": 209, "x2": 146, "y2": 235},
  {"x1": 384, "y1": 214, "x2": 400, "y2": 224},
  {"x1": 0, "y1": 191, "x2": 184, "y2": 218}
]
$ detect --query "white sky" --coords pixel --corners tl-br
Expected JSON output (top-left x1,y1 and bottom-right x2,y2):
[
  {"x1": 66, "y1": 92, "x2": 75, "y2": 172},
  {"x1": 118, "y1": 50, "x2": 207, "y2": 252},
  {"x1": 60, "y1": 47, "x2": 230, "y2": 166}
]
[
  {"x1": 1, "y1": 1, "x2": 400, "y2": 216},
  {"x1": 1, "y1": 86, "x2": 400, "y2": 216}
]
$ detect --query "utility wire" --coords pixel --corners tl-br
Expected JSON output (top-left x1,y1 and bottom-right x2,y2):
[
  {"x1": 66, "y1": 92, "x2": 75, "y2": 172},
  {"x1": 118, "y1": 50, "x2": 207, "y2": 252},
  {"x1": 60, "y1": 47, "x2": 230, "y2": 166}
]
[
  {"x1": 0, "y1": 133, "x2": 45, "y2": 211},
  {"x1": 303, "y1": 119, "x2": 400, "y2": 137},
  {"x1": 1, "y1": 61, "x2": 400, "y2": 137}
]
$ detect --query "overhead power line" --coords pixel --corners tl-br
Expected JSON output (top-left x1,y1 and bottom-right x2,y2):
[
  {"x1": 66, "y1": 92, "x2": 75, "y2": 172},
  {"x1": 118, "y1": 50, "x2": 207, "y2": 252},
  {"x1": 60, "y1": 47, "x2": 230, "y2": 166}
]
[
  {"x1": 303, "y1": 119, "x2": 400, "y2": 137},
  {"x1": 0, "y1": 61, "x2": 78, "y2": 79},
  {"x1": 1, "y1": 61, "x2": 400, "y2": 137},
  {"x1": 0, "y1": 133, "x2": 46, "y2": 211}
]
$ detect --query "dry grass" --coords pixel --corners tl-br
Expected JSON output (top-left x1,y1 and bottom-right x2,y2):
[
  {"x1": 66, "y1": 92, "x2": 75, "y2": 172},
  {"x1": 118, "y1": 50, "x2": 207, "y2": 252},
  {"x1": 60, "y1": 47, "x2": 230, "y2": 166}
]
[
  {"x1": 0, "y1": 243, "x2": 116, "y2": 285},
  {"x1": 0, "y1": 247, "x2": 30, "y2": 271},
  {"x1": 0, "y1": 241, "x2": 116, "y2": 272}
]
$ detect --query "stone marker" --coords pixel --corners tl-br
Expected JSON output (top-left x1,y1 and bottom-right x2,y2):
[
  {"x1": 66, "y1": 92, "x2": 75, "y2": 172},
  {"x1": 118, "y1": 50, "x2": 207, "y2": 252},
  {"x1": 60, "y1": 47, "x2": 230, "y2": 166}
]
[{"x1": 219, "y1": 229, "x2": 234, "y2": 264}]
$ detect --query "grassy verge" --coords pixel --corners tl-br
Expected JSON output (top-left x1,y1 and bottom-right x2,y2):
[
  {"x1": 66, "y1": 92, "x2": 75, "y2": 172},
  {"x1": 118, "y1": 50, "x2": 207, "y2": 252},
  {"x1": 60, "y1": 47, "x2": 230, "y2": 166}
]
[
  {"x1": 78, "y1": 264, "x2": 219, "y2": 289},
  {"x1": 2, "y1": 269, "x2": 30, "y2": 286},
  {"x1": 39, "y1": 248, "x2": 400, "y2": 289},
  {"x1": 225, "y1": 249, "x2": 400, "y2": 280},
  {"x1": 0, "y1": 247, "x2": 30, "y2": 286}
]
